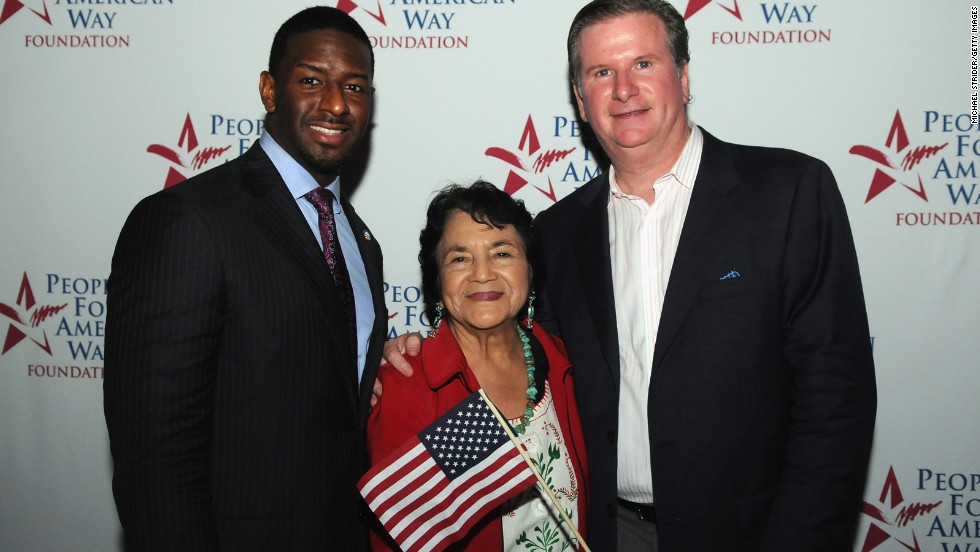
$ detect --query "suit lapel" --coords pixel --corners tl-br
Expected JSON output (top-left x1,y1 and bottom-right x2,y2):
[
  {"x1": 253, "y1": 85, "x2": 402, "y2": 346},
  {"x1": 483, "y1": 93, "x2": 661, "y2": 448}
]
[
  {"x1": 340, "y1": 196, "x2": 388, "y2": 415},
  {"x1": 239, "y1": 145, "x2": 359, "y2": 390},
  {"x1": 652, "y1": 130, "x2": 739, "y2": 374},
  {"x1": 574, "y1": 174, "x2": 621, "y2": 381},
  {"x1": 341, "y1": 197, "x2": 384, "y2": 326}
]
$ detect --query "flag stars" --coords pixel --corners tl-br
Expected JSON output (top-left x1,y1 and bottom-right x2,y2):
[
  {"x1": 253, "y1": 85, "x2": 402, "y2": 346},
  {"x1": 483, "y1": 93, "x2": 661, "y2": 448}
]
[{"x1": 412, "y1": 394, "x2": 526, "y2": 481}]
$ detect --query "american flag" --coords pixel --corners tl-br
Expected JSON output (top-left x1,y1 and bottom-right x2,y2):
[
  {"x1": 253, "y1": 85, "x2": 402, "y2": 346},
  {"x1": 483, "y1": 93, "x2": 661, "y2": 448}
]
[{"x1": 358, "y1": 391, "x2": 536, "y2": 552}]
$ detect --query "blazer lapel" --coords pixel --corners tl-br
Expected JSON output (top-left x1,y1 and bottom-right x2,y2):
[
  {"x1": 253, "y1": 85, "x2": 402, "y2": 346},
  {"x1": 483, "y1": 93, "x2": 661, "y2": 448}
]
[
  {"x1": 340, "y1": 196, "x2": 388, "y2": 414},
  {"x1": 652, "y1": 130, "x2": 739, "y2": 374},
  {"x1": 341, "y1": 197, "x2": 384, "y2": 328},
  {"x1": 239, "y1": 145, "x2": 359, "y2": 388},
  {"x1": 574, "y1": 174, "x2": 621, "y2": 382}
]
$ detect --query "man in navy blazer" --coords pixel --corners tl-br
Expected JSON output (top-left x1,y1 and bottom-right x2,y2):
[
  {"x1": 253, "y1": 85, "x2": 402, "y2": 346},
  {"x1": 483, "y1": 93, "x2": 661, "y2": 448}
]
[
  {"x1": 533, "y1": 1, "x2": 877, "y2": 549},
  {"x1": 104, "y1": 8, "x2": 385, "y2": 551}
]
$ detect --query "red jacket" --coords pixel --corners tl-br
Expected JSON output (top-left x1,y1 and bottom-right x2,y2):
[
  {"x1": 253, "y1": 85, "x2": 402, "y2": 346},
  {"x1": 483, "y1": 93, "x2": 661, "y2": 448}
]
[{"x1": 366, "y1": 325, "x2": 589, "y2": 551}]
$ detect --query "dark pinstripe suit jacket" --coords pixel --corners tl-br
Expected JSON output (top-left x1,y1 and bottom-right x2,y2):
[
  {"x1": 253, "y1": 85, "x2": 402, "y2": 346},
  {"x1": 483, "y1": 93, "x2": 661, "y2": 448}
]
[{"x1": 104, "y1": 144, "x2": 386, "y2": 551}]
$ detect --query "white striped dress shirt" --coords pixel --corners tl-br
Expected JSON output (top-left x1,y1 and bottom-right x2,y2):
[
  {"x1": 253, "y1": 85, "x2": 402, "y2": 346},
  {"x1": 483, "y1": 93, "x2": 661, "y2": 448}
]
[{"x1": 609, "y1": 124, "x2": 703, "y2": 504}]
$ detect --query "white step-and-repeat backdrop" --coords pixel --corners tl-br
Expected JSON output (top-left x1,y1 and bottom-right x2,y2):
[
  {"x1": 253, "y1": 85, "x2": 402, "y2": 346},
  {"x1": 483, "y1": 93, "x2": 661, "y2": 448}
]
[{"x1": 1, "y1": 1, "x2": 975, "y2": 550}]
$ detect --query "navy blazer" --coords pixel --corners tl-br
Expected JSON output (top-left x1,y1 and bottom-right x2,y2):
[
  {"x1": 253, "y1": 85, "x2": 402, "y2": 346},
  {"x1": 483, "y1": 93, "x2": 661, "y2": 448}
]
[
  {"x1": 105, "y1": 143, "x2": 387, "y2": 551},
  {"x1": 534, "y1": 129, "x2": 876, "y2": 551}
]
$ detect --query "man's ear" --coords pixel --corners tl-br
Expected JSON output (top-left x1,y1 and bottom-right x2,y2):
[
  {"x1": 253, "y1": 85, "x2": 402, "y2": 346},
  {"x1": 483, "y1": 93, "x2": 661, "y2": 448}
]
[
  {"x1": 573, "y1": 82, "x2": 589, "y2": 123},
  {"x1": 259, "y1": 71, "x2": 276, "y2": 114},
  {"x1": 680, "y1": 63, "x2": 691, "y2": 105}
]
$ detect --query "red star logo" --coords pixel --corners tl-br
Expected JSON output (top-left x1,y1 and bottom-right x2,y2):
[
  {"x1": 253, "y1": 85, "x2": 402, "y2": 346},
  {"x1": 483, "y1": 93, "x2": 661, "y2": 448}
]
[
  {"x1": 147, "y1": 114, "x2": 232, "y2": 189},
  {"x1": 859, "y1": 466, "x2": 943, "y2": 552},
  {"x1": 485, "y1": 115, "x2": 576, "y2": 203},
  {"x1": 0, "y1": 273, "x2": 66, "y2": 356},
  {"x1": 684, "y1": 0, "x2": 742, "y2": 20},
  {"x1": 336, "y1": 0, "x2": 386, "y2": 26},
  {"x1": 0, "y1": 0, "x2": 51, "y2": 25},
  {"x1": 849, "y1": 110, "x2": 948, "y2": 203}
]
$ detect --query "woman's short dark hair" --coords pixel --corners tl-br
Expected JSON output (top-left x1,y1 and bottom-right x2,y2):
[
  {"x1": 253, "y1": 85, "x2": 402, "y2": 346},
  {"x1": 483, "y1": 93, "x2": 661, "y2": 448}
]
[{"x1": 419, "y1": 180, "x2": 537, "y2": 323}]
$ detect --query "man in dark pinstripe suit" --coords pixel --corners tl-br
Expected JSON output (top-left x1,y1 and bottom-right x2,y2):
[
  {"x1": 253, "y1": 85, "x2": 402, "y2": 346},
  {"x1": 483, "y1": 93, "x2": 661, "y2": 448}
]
[{"x1": 104, "y1": 7, "x2": 386, "y2": 551}]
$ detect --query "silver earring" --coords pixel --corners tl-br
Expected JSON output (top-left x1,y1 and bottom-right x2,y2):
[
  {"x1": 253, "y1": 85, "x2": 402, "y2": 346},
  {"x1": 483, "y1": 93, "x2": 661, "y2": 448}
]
[
  {"x1": 687, "y1": 94, "x2": 695, "y2": 104},
  {"x1": 428, "y1": 303, "x2": 443, "y2": 337},
  {"x1": 526, "y1": 291, "x2": 536, "y2": 330}
]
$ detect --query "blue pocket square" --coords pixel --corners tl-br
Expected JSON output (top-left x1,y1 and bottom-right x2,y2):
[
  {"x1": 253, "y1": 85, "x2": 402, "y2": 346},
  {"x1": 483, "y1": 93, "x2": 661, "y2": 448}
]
[{"x1": 720, "y1": 270, "x2": 741, "y2": 280}]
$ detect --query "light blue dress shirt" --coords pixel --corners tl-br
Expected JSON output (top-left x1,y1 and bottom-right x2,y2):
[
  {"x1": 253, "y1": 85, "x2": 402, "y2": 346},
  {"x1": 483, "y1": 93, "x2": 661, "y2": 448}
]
[{"x1": 259, "y1": 132, "x2": 375, "y2": 383}]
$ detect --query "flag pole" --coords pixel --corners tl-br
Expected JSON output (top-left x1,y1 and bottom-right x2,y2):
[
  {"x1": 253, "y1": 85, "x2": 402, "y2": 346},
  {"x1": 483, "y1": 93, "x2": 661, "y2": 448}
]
[{"x1": 478, "y1": 388, "x2": 592, "y2": 552}]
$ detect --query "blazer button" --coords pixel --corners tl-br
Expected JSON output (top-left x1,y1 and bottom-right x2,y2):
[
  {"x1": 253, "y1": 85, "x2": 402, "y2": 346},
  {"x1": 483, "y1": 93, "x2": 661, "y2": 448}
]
[
  {"x1": 607, "y1": 503, "x2": 617, "y2": 518},
  {"x1": 607, "y1": 430, "x2": 616, "y2": 444}
]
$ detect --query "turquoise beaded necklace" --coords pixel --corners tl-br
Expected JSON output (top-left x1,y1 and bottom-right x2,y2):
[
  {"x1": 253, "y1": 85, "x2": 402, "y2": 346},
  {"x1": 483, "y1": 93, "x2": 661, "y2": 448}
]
[
  {"x1": 512, "y1": 325, "x2": 536, "y2": 435},
  {"x1": 432, "y1": 313, "x2": 537, "y2": 435}
]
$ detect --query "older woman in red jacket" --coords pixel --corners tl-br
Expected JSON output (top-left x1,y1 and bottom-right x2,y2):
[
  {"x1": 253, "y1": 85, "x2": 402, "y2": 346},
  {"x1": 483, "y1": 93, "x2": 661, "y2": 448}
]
[{"x1": 366, "y1": 181, "x2": 589, "y2": 551}]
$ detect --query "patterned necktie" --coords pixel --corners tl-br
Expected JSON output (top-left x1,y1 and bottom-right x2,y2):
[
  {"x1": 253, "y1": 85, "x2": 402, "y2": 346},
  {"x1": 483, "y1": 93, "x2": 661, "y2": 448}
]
[{"x1": 304, "y1": 188, "x2": 357, "y2": 354}]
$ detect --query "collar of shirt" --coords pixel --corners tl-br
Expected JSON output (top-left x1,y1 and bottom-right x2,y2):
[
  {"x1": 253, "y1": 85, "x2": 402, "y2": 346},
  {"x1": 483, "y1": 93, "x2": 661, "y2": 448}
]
[
  {"x1": 608, "y1": 123, "x2": 703, "y2": 206},
  {"x1": 259, "y1": 131, "x2": 342, "y2": 212}
]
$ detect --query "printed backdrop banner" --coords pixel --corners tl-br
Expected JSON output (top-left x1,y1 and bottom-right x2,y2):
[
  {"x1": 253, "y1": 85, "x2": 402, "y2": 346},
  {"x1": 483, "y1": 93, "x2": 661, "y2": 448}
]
[{"x1": 0, "y1": 1, "x2": 976, "y2": 551}]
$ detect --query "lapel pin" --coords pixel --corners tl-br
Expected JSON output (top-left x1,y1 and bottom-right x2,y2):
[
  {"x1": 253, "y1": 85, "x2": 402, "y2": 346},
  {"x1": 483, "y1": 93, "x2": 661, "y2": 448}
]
[{"x1": 363, "y1": 230, "x2": 372, "y2": 241}]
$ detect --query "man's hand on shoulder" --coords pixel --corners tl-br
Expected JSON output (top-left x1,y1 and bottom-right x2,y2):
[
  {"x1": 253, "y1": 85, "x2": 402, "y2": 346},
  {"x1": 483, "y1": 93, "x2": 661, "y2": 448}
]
[
  {"x1": 371, "y1": 332, "x2": 423, "y2": 407},
  {"x1": 382, "y1": 332, "x2": 422, "y2": 377}
]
